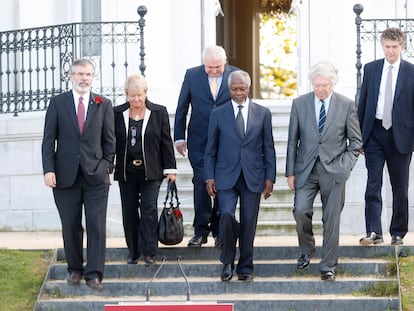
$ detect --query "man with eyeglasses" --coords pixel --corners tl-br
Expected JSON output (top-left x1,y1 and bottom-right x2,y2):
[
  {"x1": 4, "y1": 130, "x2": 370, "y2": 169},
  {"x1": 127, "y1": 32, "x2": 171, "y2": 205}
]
[
  {"x1": 286, "y1": 62, "x2": 362, "y2": 281},
  {"x1": 42, "y1": 58, "x2": 115, "y2": 291}
]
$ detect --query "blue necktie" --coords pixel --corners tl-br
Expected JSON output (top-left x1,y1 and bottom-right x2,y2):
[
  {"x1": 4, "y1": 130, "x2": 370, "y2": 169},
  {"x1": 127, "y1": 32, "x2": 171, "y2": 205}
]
[{"x1": 318, "y1": 100, "x2": 326, "y2": 134}]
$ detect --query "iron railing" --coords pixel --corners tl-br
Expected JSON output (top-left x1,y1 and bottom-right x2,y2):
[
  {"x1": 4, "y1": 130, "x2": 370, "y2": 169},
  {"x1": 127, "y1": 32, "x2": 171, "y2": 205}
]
[
  {"x1": 354, "y1": 3, "x2": 414, "y2": 104},
  {"x1": 0, "y1": 5, "x2": 147, "y2": 116}
]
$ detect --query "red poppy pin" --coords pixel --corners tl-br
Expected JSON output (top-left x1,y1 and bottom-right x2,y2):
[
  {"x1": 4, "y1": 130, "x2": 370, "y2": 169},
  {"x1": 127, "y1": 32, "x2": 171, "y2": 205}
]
[
  {"x1": 173, "y1": 209, "x2": 182, "y2": 219},
  {"x1": 94, "y1": 96, "x2": 103, "y2": 105}
]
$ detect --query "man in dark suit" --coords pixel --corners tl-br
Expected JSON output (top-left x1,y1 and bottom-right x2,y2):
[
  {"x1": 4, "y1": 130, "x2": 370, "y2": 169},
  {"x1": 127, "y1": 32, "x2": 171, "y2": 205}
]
[
  {"x1": 42, "y1": 58, "x2": 115, "y2": 291},
  {"x1": 358, "y1": 28, "x2": 414, "y2": 246},
  {"x1": 174, "y1": 45, "x2": 239, "y2": 247},
  {"x1": 286, "y1": 62, "x2": 362, "y2": 281},
  {"x1": 205, "y1": 70, "x2": 276, "y2": 282}
]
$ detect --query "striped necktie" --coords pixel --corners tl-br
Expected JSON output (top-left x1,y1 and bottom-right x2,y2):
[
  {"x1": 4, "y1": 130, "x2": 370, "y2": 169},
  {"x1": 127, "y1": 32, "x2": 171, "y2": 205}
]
[{"x1": 318, "y1": 100, "x2": 326, "y2": 134}]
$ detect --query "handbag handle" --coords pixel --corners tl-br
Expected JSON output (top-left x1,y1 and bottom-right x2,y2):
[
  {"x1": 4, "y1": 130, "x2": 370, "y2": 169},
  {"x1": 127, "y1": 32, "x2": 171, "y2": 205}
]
[{"x1": 163, "y1": 181, "x2": 180, "y2": 209}]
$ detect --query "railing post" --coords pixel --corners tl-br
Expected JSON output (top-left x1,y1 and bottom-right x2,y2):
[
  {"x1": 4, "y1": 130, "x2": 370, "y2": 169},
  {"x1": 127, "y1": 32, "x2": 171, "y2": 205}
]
[
  {"x1": 354, "y1": 3, "x2": 364, "y2": 106},
  {"x1": 137, "y1": 5, "x2": 147, "y2": 76}
]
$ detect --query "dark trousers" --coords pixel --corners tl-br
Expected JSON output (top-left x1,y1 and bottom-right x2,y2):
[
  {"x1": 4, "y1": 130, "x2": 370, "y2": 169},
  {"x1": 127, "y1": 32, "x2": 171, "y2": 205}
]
[
  {"x1": 119, "y1": 172, "x2": 162, "y2": 259},
  {"x1": 293, "y1": 159, "x2": 345, "y2": 272},
  {"x1": 364, "y1": 120, "x2": 411, "y2": 237},
  {"x1": 217, "y1": 173, "x2": 261, "y2": 275},
  {"x1": 53, "y1": 170, "x2": 109, "y2": 281},
  {"x1": 189, "y1": 152, "x2": 219, "y2": 238}
]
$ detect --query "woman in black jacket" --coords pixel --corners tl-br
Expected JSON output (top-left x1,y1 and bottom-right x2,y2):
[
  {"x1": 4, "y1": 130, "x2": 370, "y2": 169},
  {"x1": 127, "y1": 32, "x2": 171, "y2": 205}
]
[{"x1": 114, "y1": 74, "x2": 177, "y2": 266}]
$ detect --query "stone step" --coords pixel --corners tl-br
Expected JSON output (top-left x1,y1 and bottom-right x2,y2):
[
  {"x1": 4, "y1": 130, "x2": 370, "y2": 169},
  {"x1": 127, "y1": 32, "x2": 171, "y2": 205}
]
[
  {"x1": 56, "y1": 245, "x2": 408, "y2": 261},
  {"x1": 56, "y1": 246, "x2": 414, "y2": 262},
  {"x1": 48, "y1": 258, "x2": 390, "y2": 279},
  {"x1": 41, "y1": 277, "x2": 396, "y2": 296},
  {"x1": 34, "y1": 295, "x2": 399, "y2": 311}
]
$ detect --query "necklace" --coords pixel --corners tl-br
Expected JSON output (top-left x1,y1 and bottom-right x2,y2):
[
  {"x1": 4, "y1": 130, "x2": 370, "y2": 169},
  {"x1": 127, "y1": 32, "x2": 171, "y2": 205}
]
[{"x1": 130, "y1": 109, "x2": 145, "y2": 121}]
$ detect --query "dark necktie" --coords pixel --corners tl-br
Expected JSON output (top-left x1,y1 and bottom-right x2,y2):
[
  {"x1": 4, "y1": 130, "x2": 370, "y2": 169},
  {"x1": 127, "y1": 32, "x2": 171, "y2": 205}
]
[
  {"x1": 318, "y1": 100, "x2": 326, "y2": 134},
  {"x1": 77, "y1": 96, "x2": 85, "y2": 134},
  {"x1": 382, "y1": 65, "x2": 393, "y2": 130},
  {"x1": 236, "y1": 105, "x2": 245, "y2": 137}
]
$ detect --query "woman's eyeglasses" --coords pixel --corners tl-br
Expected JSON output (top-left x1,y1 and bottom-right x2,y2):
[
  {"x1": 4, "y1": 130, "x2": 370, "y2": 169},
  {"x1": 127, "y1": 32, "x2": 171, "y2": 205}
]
[{"x1": 130, "y1": 126, "x2": 137, "y2": 146}]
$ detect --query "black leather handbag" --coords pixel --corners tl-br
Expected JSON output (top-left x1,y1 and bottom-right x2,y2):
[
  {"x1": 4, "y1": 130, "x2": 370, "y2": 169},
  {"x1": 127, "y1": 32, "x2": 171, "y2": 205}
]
[{"x1": 158, "y1": 181, "x2": 184, "y2": 245}]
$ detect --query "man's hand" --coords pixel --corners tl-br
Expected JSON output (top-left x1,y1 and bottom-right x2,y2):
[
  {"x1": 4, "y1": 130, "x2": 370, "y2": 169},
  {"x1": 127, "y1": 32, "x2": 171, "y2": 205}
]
[
  {"x1": 263, "y1": 179, "x2": 273, "y2": 200},
  {"x1": 287, "y1": 176, "x2": 295, "y2": 191},
  {"x1": 206, "y1": 179, "x2": 217, "y2": 198},
  {"x1": 44, "y1": 172, "x2": 57, "y2": 188},
  {"x1": 175, "y1": 141, "x2": 187, "y2": 157}
]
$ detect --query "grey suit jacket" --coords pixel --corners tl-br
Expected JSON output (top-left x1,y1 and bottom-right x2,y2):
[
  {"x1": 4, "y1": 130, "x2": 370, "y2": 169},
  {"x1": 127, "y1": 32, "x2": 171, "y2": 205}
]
[{"x1": 285, "y1": 92, "x2": 362, "y2": 189}]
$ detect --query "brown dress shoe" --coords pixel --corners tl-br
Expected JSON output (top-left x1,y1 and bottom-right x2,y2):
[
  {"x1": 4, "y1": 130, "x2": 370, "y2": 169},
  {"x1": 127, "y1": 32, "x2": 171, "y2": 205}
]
[
  {"x1": 67, "y1": 272, "x2": 81, "y2": 285},
  {"x1": 85, "y1": 278, "x2": 104, "y2": 291}
]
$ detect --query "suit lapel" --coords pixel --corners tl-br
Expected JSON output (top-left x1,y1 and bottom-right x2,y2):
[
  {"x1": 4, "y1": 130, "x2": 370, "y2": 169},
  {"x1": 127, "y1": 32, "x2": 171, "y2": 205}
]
[
  {"x1": 245, "y1": 101, "x2": 257, "y2": 137},
  {"x1": 394, "y1": 61, "x2": 408, "y2": 102},
  {"x1": 216, "y1": 66, "x2": 231, "y2": 101},
  {"x1": 222, "y1": 103, "x2": 241, "y2": 138},
  {"x1": 199, "y1": 71, "x2": 214, "y2": 101},
  {"x1": 64, "y1": 91, "x2": 80, "y2": 134},
  {"x1": 83, "y1": 94, "x2": 97, "y2": 133},
  {"x1": 305, "y1": 93, "x2": 319, "y2": 134},
  {"x1": 321, "y1": 93, "x2": 338, "y2": 136}
]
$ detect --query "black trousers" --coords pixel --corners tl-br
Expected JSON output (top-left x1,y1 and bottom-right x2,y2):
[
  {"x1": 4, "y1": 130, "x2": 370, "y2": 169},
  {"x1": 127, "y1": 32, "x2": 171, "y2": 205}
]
[
  {"x1": 118, "y1": 170, "x2": 162, "y2": 259},
  {"x1": 217, "y1": 172, "x2": 261, "y2": 275},
  {"x1": 53, "y1": 170, "x2": 109, "y2": 281},
  {"x1": 188, "y1": 151, "x2": 219, "y2": 238},
  {"x1": 364, "y1": 120, "x2": 411, "y2": 237}
]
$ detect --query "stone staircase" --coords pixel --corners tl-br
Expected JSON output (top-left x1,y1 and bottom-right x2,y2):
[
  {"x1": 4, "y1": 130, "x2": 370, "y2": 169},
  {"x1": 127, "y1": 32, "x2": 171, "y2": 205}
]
[
  {"x1": 34, "y1": 244, "x2": 407, "y2": 311},
  {"x1": 34, "y1": 100, "x2": 396, "y2": 311}
]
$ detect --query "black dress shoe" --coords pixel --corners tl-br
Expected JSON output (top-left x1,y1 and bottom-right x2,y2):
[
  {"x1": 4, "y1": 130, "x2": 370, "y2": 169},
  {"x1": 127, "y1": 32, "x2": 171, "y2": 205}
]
[
  {"x1": 359, "y1": 232, "x2": 383, "y2": 246},
  {"x1": 221, "y1": 263, "x2": 233, "y2": 281},
  {"x1": 67, "y1": 272, "x2": 82, "y2": 285},
  {"x1": 321, "y1": 271, "x2": 336, "y2": 281},
  {"x1": 238, "y1": 273, "x2": 253, "y2": 282},
  {"x1": 297, "y1": 253, "x2": 312, "y2": 270},
  {"x1": 144, "y1": 255, "x2": 156, "y2": 266},
  {"x1": 85, "y1": 278, "x2": 104, "y2": 291},
  {"x1": 391, "y1": 235, "x2": 404, "y2": 245},
  {"x1": 127, "y1": 258, "x2": 138, "y2": 264},
  {"x1": 187, "y1": 235, "x2": 208, "y2": 247}
]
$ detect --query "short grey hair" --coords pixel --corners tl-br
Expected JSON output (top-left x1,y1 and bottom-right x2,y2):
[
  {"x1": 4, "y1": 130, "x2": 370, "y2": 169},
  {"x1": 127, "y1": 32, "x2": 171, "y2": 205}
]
[
  {"x1": 308, "y1": 62, "x2": 338, "y2": 86},
  {"x1": 202, "y1": 45, "x2": 227, "y2": 63},
  {"x1": 228, "y1": 70, "x2": 251, "y2": 88},
  {"x1": 69, "y1": 58, "x2": 95, "y2": 75}
]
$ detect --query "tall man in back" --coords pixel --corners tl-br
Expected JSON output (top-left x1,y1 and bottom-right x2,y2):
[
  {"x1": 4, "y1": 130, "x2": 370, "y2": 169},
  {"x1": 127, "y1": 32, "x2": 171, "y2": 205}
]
[
  {"x1": 358, "y1": 28, "x2": 414, "y2": 246},
  {"x1": 174, "y1": 45, "x2": 239, "y2": 247},
  {"x1": 42, "y1": 58, "x2": 115, "y2": 291}
]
